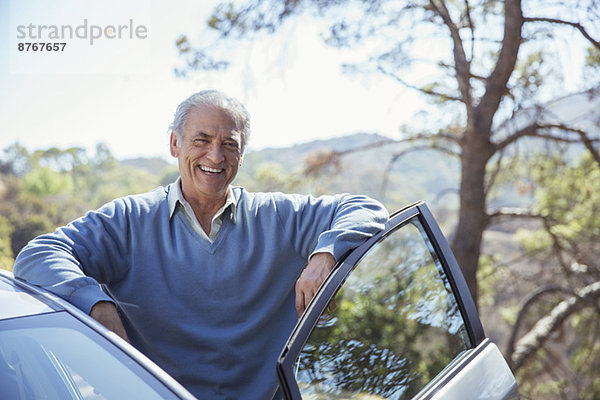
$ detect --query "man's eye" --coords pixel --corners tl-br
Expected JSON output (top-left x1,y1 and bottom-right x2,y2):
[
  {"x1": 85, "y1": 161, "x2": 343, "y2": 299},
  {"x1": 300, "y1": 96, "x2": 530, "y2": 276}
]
[{"x1": 224, "y1": 142, "x2": 239, "y2": 148}]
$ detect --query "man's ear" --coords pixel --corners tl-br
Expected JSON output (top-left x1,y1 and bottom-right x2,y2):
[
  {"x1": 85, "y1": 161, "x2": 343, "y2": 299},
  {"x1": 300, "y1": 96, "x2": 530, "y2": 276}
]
[
  {"x1": 169, "y1": 132, "x2": 179, "y2": 157},
  {"x1": 239, "y1": 153, "x2": 244, "y2": 167}
]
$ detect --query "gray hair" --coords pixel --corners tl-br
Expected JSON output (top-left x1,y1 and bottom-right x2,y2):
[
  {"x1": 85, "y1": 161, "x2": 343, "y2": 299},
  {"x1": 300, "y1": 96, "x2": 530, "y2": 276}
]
[{"x1": 169, "y1": 90, "x2": 251, "y2": 153}]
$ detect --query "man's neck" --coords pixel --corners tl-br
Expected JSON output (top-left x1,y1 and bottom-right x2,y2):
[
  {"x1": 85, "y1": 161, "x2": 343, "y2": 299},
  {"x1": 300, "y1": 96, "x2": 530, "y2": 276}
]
[{"x1": 180, "y1": 184, "x2": 229, "y2": 234}]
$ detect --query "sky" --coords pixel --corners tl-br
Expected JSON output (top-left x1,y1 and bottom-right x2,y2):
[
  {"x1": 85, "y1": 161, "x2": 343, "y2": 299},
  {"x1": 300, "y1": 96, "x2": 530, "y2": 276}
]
[{"x1": 0, "y1": 0, "x2": 422, "y2": 161}]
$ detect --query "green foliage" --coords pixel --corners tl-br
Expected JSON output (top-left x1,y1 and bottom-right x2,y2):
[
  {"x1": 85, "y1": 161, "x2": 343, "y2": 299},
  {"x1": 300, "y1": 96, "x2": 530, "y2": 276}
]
[
  {"x1": 235, "y1": 156, "x2": 349, "y2": 196},
  {"x1": 159, "y1": 167, "x2": 180, "y2": 187},
  {"x1": 499, "y1": 303, "x2": 521, "y2": 326},
  {"x1": 570, "y1": 309, "x2": 600, "y2": 400},
  {"x1": 0, "y1": 143, "x2": 172, "y2": 266},
  {"x1": 476, "y1": 254, "x2": 501, "y2": 308},
  {"x1": 234, "y1": 161, "x2": 298, "y2": 192},
  {"x1": 515, "y1": 228, "x2": 552, "y2": 253},
  {"x1": 514, "y1": 152, "x2": 600, "y2": 398},
  {"x1": 22, "y1": 167, "x2": 74, "y2": 196},
  {"x1": 10, "y1": 213, "x2": 55, "y2": 257},
  {"x1": 531, "y1": 153, "x2": 600, "y2": 237},
  {"x1": 0, "y1": 216, "x2": 14, "y2": 271},
  {"x1": 32, "y1": 146, "x2": 88, "y2": 173},
  {"x1": 585, "y1": 46, "x2": 600, "y2": 68},
  {"x1": 86, "y1": 165, "x2": 160, "y2": 206}
]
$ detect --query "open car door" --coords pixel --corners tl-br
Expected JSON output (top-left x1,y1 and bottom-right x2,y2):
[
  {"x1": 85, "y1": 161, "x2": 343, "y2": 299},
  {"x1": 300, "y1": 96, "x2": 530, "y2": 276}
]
[{"x1": 277, "y1": 202, "x2": 519, "y2": 399}]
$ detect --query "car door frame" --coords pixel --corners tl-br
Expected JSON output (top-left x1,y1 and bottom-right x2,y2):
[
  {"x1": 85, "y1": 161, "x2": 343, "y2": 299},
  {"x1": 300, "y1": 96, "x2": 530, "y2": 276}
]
[{"x1": 276, "y1": 201, "x2": 486, "y2": 399}]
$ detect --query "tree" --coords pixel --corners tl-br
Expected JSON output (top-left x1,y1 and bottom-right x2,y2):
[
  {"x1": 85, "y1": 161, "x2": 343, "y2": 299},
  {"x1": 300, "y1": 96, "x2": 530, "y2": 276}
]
[
  {"x1": 176, "y1": 0, "x2": 600, "y2": 308},
  {"x1": 22, "y1": 167, "x2": 75, "y2": 196},
  {"x1": 0, "y1": 215, "x2": 14, "y2": 271},
  {"x1": 0, "y1": 143, "x2": 170, "y2": 267},
  {"x1": 503, "y1": 153, "x2": 600, "y2": 398}
]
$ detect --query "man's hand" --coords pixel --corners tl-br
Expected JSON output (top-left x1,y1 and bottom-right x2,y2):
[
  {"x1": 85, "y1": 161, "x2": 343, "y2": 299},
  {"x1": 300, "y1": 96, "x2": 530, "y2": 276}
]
[
  {"x1": 90, "y1": 301, "x2": 130, "y2": 343},
  {"x1": 295, "y1": 252, "x2": 336, "y2": 317}
]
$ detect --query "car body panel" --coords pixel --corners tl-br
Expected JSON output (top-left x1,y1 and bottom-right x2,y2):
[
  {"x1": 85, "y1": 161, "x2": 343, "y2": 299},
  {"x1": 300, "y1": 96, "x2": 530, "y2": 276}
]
[
  {"x1": 424, "y1": 340, "x2": 519, "y2": 400},
  {"x1": 0, "y1": 277, "x2": 55, "y2": 319}
]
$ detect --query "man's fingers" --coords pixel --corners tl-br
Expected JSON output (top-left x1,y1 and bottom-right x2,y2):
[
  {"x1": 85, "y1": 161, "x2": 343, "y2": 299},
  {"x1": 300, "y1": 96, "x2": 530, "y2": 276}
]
[
  {"x1": 295, "y1": 282, "x2": 315, "y2": 317},
  {"x1": 112, "y1": 322, "x2": 131, "y2": 343},
  {"x1": 296, "y1": 281, "x2": 338, "y2": 318},
  {"x1": 90, "y1": 301, "x2": 130, "y2": 343},
  {"x1": 295, "y1": 253, "x2": 336, "y2": 317},
  {"x1": 295, "y1": 290, "x2": 305, "y2": 317},
  {"x1": 327, "y1": 297, "x2": 337, "y2": 313}
]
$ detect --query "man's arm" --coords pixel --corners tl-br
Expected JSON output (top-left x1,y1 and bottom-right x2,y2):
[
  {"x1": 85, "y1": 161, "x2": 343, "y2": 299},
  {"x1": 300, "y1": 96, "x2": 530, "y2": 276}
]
[
  {"x1": 15, "y1": 230, "x2": 129, "y2": 338},
  {"x1": 283, "y1": 193, "x2": 388, "y2": 316},
  {"x1": 13, "y1": 198, "x2": 134, "y2": 333}
]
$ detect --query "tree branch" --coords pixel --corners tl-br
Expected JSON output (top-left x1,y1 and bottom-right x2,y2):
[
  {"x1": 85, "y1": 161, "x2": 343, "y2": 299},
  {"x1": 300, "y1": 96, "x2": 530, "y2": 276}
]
[
  {"x1": 494, "y1": 122, "x2": 597, "y2": 152},
  {"x1": 494, "y1": 121, "x2": 539, "y2": 151},
  {"x1": 577, "y1": 129, "x2": 600, "y2": 168},
  {"x1": 380, "y1": 144, "x2": 460, "y2": 199},
  {"x1": 334, "y1": 137, "x2": 400, "y2": 156},
  {"x1": 487, "y1": 207, "x2": 578, "y2": 281},
  {"x1": 487, "y1": 206, "x2": 542, "y2": 224},
  {"x1": 429, "y1": 0, "x2": 473, "y2": 106},
  {"x1": 509, "y1": 281, "x2": 600, "y2": 371},
  {"x1": 484, "y1": 148, "x2": 509, "y2": 198},
  {"x1": 463, "y1": 0, "x2": 475, "y2": 60},
  {"x1": 376, "y1": 65, "x2": 463, "y2": 103},
  {"x1": 302, "y1": 132, "x2": 460, "y2": 181},
  {"x1": 506, "y1": 284, "x2": 567, "y2": 366},
  {"x1": 523, "y1": 16, "x2": 600, "y2": 50},
  {"x1": 334, "y1": 132, "x2": 462, "y2": 158},
  {"x1": 476, "y1": 0, "x2": 523, "y2": 126},
  {"x1": 488, "y1": 207, "x2": 580, "y2": 277}
]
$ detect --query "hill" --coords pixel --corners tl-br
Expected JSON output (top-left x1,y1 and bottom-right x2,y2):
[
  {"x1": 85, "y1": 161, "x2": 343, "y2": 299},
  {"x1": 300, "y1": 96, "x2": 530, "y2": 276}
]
[
  {"x1": 119, "y1": 129, "x2": 555, "y2": 215},
  {"x1": 233, "y1": 132, "x2": 461, "y2": 212}
]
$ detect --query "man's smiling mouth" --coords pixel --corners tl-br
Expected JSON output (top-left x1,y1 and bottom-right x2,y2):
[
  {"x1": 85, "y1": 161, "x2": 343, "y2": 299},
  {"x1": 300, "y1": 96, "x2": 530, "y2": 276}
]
[{"x1": 199, "y1": 165, "x2": 224, "y2": 175}]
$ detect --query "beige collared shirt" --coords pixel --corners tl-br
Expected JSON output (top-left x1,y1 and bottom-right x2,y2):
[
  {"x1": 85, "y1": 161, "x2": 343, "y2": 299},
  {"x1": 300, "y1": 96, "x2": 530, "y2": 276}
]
[{"x1": 168, "y1": 178, "x2": 237, "y2": 243}]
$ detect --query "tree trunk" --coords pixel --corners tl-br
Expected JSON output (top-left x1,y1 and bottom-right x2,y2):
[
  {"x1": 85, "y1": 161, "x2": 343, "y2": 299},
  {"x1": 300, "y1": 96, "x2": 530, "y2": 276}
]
[
  {"x1": 446, "y1": 0, "x2": 522, "y2": 309},
  {"x1": 451, "y1": 124, "x2": 493, "y2": 309},
  {"x1": 509, "y1": 281, "x2": 600, "y2": 371}
]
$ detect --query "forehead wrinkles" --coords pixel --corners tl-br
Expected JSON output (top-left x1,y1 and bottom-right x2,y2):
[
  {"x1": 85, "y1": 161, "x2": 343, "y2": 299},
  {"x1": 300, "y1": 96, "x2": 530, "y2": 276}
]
[{"x1": 185, "y1": 105, "x2": 241, "y2": 138}]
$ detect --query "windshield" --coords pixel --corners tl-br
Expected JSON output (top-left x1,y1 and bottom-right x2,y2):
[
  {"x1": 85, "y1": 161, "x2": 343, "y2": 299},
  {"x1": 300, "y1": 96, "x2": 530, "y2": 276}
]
[{"x1": 0, "y1": 311, "x2": 181, "y2": 400}]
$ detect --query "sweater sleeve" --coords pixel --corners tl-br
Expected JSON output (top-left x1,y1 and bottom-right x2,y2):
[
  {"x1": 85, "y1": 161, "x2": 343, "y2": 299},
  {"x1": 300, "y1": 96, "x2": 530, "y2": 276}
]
[
  {"x1": 13, "y1": 197, "x2": 134, "y2": 314},
  {"x1": 275, "y1": 193, "x2": 388, "y2": 263}
]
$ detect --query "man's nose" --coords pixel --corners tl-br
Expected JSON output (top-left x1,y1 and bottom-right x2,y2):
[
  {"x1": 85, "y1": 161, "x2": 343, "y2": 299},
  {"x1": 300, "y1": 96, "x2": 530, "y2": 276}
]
[{"x1": 206, "y1": 143, "x2": 224, "y2": 163}]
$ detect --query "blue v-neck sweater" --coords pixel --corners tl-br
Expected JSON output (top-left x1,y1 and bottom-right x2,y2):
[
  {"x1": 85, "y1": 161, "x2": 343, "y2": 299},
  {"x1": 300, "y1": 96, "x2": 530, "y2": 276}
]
[{"x1": 14, "y1": 184, "x2": 387, "y2": 399}]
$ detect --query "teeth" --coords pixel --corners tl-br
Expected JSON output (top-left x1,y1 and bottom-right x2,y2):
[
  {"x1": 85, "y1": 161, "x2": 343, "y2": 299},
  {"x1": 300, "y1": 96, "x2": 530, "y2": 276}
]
[{"x1": 200, "y1": 165, "x2": 223, "y2": 173}]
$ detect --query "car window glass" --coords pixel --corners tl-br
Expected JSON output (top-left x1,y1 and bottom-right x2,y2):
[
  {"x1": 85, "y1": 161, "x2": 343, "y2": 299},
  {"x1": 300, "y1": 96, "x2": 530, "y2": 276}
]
[
  {"x1": 0, "y1": 312, "x2": 179, "y2": 400},
  {"x1": 295, "y1": 217, "x2": 471, "y2": 399}
]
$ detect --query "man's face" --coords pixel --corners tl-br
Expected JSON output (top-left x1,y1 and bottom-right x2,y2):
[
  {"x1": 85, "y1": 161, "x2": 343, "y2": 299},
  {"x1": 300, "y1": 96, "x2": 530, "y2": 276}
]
[{"x1": 170, "y1": 105, "x2": 243, "y2": 205}]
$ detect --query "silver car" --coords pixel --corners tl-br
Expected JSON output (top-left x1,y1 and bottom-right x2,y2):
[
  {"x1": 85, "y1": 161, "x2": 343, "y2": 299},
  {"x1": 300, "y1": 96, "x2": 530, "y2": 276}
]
[{"x1": 0, "y1": 202, "x2": 518, "y2": 399}]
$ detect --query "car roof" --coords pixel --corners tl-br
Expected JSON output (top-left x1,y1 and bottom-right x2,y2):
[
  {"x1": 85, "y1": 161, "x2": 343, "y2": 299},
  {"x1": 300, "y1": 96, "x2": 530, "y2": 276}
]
[{"x1": 0, "y1": 269, "x2": 56, "y2": 320}]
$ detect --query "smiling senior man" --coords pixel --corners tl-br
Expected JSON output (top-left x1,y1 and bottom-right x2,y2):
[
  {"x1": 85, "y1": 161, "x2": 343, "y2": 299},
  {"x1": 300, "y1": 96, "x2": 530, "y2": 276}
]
[{"x1": 13, "y1": 90, "x2": 388, "y2": 399}]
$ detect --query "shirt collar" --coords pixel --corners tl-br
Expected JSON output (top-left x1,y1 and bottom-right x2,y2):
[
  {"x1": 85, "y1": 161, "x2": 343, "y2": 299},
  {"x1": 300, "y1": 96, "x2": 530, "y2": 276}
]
[{"x1": 167, "y1": 177, "x2": 237, "y2": 223}]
